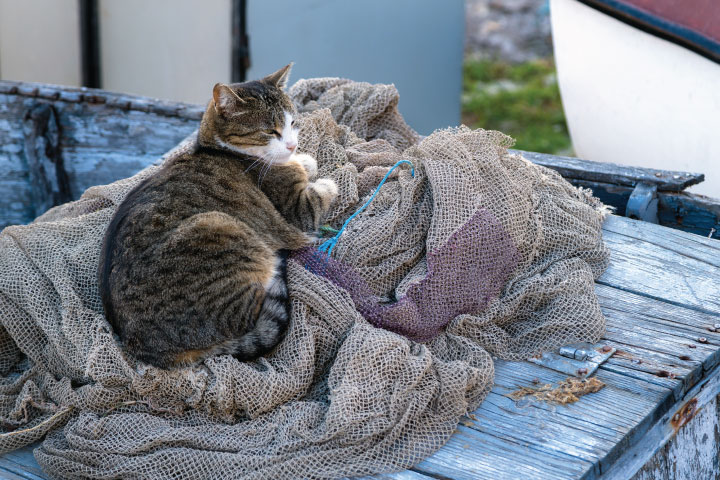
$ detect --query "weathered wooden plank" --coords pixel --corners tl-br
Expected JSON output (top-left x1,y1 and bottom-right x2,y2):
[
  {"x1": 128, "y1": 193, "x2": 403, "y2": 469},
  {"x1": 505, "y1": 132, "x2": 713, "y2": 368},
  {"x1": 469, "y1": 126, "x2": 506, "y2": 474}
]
[
  {"x1": 571, "y1": 180, "x2": 632, "y2": 217},
  {"x1": 630, "y1": 396, "x2": 719, "y2": 480},
  {"x1": 601, "y1": 362, "x2": 720, "y2": 479},
  {"x1": 398, "y1": 354, "x2": 675, "y2": 480},
  {"x1": 489, "y1": 361, "x2": 673, "y2": 477},
  {"x1": 22, "y1": 103, "x2": 73, "y2": 219},
  {"x1": 414, "y1": 423, "x2": 592, "y2": 480},
  {"x1": 491, "y1": 362, "x2": 667, "y2": 435},
  {"x1": 657, "y1": 191, "x2": 720, "y2": 239},
  {"x1": 600, "y1": 361, "x2": 684, "y2": 403},
  {"x1": 515, "y1": 149, "x2": 704, "y2": 191},
  {"x1": 470, "y1": 279, "x2": 720, "y2": 479},
  {"x1": 0, "y1": 467, "x2": 41, "y2": 480},
  {"x1": 356, "y1": 470, "x2": 438, "y2": 480},
  {"x1": 602, "y1": 334, "x2": 702, "y2": 394},
  {"x1": 602, "y1": 215, "x2": 720, "y2": 267},
  {"x1": 0, "y1": 81, "x2": 205, "y2": 120},
  {"x1": 595, "y1": 291, "x2": 720, "y2": 398},
  {"x1": 55, "y1": 105, "x2": 196, "y2": 195},
  {"x1": 604, "y1": 308, "x2": 720, "y2": 366},
  {"x1": 600, "y1": 293, "x2": 719, "y2": 366},
  {"x1": 630, "y1": 396, "x2": 720, "y2": 480},
  {"x1": 596, "y1": 282, "x2": 720, "y2": 399},
  {"x1": 468, "y1": 394, "x2": 613, "y2": 470},
  {"x1": 0, "y1": 445, "x2": 46, "y2": 480},
  {"x1": 596, "y1": 284, "x2": 720, "y2": 334},
  {"x1": 0, "y1": 88, "x2": 199, "y2": 228},
  {"x1": 409, "y1": 363, "x2": 599, "y2": 479},
  {"x1": 562, "y1": 181, "x2": 720, "y2": 240},
  {"x1": 598, "y1": 225, "x2": 720, "y2": 316}
]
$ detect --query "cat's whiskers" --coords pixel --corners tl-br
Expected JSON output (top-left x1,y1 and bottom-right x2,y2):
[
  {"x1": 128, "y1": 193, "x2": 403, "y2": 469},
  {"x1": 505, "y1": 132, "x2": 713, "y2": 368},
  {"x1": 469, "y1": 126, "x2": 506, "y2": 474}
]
[
  {"x1": 244, "y1": 152, "x2": 272, "y2": 174},
  {"x1": 257, "y1": 153, "x2": 278, "y2": 187}
]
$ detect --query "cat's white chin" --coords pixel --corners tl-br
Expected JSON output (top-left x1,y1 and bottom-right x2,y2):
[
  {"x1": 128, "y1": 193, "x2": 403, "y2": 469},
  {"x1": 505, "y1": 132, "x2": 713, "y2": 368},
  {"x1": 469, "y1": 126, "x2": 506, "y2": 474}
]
[{"x1": 267, "y1": 152, "x2": 293, "y2": 164}]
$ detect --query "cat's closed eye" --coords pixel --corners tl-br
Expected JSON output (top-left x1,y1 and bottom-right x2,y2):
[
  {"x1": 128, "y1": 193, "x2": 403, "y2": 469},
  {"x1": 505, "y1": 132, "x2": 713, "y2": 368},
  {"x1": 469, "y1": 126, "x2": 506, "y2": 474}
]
[{"x1": 267, "y1": 130, "x2": 282, "y2": 138}]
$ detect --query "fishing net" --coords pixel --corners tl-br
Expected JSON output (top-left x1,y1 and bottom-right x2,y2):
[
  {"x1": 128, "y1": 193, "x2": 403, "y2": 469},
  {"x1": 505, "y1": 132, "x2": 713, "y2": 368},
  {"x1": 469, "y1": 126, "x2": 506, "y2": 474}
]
[{"x1": 0, "y1": 78, "x2": 610, "y2": 479}]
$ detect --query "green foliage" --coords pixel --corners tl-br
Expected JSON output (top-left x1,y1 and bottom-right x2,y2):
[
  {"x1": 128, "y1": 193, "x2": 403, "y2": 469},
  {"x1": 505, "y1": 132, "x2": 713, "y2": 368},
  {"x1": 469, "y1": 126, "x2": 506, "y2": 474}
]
[{"x1": 462, "y1": 58, "x2": 572, "y2": 155}]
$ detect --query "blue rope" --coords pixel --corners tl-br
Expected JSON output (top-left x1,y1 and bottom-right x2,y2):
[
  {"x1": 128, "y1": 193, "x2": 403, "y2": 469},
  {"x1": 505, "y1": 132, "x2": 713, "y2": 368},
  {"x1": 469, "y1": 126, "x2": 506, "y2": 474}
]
[{"x1": 318, "y1": 160, "x2": 415, "y2": 257}]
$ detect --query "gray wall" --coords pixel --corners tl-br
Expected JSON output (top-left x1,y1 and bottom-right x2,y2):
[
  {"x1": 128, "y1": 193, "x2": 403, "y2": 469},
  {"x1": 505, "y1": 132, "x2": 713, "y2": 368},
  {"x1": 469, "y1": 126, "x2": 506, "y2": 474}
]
[
  {"x1": 0, "y1": 0, "x2": 464, "y2": 136},
  {"x1": 246, "y1": 0, "x2": 464, "y2": 136}
]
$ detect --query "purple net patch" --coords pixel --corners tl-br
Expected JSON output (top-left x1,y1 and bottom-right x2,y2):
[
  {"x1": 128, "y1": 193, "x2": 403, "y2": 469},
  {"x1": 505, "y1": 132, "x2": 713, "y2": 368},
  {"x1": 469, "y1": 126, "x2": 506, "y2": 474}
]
[{"x1": 293, "y1": 208, "x2": 520, "y2": 342}]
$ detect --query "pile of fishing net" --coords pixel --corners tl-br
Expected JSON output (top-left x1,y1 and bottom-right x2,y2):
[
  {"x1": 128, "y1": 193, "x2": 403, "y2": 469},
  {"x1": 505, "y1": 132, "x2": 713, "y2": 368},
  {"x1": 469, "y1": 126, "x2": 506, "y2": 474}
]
[{"x1": 0, "y1": 78, "x2": 609, "y2": 479}]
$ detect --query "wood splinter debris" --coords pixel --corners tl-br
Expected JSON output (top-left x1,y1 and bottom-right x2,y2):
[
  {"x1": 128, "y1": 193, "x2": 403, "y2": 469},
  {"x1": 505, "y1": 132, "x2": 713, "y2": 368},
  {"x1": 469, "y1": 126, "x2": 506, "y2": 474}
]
[{"x1": 508, "y1": 377, "x2": 605, "y2": 405}]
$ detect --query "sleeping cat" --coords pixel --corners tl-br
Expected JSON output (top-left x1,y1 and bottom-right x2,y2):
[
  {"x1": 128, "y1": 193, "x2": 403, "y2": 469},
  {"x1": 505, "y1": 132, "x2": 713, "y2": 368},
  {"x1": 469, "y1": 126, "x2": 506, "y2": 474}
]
[{"x1": 98, "y1": 64, "x2": 337, "y2": 368}]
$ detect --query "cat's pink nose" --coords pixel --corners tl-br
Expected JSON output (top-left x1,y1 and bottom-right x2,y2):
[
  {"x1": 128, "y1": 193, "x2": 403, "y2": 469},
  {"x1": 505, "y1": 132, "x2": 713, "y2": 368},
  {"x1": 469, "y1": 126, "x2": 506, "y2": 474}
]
[{"x1": 286, "y1": 142, "x2": 297, "y2": 152}]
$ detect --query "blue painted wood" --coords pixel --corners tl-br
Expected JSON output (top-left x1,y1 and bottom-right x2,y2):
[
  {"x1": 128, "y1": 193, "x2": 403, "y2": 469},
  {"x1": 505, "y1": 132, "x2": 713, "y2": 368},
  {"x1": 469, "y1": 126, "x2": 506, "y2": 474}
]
[
  {"x1": 557, "y1": 180, "x2": 720, "y2": 241},
  {"x1": 0, "y1": 81, "x2": 201, "y2": 229},
  {"x1": 602, "y1": 362, "x2": 720, "y2": 479},
  {"x1": 415, "y1": 422, "x2": 594, "y2": 480},
  {"x1": 355, "y1": 471, "x2": 436, "y2": 480},
  {"x1": 404, "y1": 216, "x2": 720, "y2": 480},
  {"x1": 0, "y1": 446, "x2": 46, "y2": 480},
  {"x1": 657, "y1": 192, "x2": 720, "y2": 240},
  {"x1": 598, "y1": 224, "x2": 720, "y2": 317},
  {"x1": 572, "y1": 180, "x2": 632, "y2": 217},
  {"x1": 513, "y1": 150, "x2": 705, "y2": 191},
  {"x1": 602, "y1": 215, "x2": 720, "y2": 267}
]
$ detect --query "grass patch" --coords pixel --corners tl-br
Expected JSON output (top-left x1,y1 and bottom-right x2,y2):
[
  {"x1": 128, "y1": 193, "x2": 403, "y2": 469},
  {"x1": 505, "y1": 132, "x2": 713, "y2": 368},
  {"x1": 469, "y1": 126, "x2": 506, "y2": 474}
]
[{"x1": 462, "y1": 58, "x2": 572, "y2": 154}]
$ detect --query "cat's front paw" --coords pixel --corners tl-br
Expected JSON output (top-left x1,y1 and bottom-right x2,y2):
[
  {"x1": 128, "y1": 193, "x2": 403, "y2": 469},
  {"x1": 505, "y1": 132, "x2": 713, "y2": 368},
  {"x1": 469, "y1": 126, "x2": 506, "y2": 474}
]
[
  {"x1": 292, "y1": 153, "x2": 318, "y2": 179},
  {"x1": 309, "y1": 178, "x2": 338, "y2": 208}
]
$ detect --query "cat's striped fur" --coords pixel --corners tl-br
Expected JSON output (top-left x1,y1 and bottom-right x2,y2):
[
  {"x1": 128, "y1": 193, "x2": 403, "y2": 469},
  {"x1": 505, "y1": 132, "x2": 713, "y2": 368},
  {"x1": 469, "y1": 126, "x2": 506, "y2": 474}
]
[{"x1": 98, "y1": 65, "x2": 337, "y2": 368}]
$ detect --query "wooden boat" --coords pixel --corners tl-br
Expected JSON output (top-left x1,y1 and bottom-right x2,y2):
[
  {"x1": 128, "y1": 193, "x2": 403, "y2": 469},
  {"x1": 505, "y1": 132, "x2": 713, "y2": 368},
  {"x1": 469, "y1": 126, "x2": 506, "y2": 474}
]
[
  {"x1": 551, "y1": 0, "x2": 720, "y2": 200},
  {"x1": 1, "y1": 80, "x2": 717, "y2": 239},
  {"x1": 1, "y1": 81, "x2": 719, "y2": 479}
]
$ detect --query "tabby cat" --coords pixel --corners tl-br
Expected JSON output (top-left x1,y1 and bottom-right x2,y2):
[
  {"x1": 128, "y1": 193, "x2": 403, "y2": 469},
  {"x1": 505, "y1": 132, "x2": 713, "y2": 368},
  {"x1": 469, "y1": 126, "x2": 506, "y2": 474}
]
[{"x1": 98, "y1": 64, "x2": 337, "y2": 368}]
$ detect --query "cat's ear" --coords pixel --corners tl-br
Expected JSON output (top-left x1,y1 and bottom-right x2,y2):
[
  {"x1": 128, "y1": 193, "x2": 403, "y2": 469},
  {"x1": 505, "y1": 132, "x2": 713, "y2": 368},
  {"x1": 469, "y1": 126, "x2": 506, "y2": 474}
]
[
  {"x1": 263, "y1": 63, "x2": 293, "y2": 90},
  {"x1": 212, "y1": 83, "x2": 245, "y2": 116}
]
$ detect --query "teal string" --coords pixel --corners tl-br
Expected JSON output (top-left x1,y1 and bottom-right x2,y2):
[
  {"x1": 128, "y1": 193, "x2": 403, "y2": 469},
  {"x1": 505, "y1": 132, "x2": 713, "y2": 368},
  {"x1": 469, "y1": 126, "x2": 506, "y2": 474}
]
[{"x1": 318, "y1": 160, "x2": 415, "y2": 257}]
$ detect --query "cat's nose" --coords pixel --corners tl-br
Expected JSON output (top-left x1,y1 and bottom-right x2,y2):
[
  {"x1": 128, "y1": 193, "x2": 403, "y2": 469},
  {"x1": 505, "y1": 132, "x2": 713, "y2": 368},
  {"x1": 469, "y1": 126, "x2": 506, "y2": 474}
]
[{"x1": 286, "y1": 142, "x2": 297, "y2": 152}]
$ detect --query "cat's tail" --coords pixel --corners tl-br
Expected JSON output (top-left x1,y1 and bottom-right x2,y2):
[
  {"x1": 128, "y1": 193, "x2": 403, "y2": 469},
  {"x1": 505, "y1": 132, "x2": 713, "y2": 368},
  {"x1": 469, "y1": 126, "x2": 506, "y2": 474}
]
[{"x1": 232, "y1": 249, "x2": 291, "y2": 361}]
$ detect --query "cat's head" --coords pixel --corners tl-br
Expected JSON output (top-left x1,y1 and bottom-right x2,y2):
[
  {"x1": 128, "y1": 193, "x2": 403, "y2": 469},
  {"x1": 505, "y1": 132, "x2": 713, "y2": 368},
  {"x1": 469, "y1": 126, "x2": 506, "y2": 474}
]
[{"x1": 198, "y1": 64, "x2": 299, "y2": 164}]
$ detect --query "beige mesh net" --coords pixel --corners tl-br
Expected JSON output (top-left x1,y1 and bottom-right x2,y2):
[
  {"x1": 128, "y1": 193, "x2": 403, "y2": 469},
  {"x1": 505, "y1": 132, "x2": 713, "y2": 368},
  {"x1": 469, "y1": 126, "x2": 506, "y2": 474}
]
[{"x1": 0, "y1": 78, "x2": 609, "y2": 479}]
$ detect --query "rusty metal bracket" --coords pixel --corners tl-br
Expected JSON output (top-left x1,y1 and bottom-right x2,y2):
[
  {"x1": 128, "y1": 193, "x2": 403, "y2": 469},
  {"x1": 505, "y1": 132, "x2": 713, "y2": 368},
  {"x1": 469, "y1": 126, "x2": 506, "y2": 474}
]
[
  {"x1": 528, "y1": 342, "x2": 616, "y2": 378},
  {"x1": 22, "y1": 103, "x2": 72, "y2": 217},
  {"x1": 601, "y1": 354, "x2": 720, "y2": 479}
]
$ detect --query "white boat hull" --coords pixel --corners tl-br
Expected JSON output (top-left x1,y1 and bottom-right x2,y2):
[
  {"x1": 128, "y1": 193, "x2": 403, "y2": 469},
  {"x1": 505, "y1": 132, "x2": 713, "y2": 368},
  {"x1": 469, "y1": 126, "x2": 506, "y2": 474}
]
[{"x1": 551, "y1": 0, "x2": 720, "y2": 198}]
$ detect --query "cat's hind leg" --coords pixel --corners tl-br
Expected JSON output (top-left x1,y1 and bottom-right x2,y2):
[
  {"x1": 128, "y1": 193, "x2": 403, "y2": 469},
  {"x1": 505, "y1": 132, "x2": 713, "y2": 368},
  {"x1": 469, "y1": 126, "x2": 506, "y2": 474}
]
[{"x1": 137, "y1": 211, "x2": 283, "y2": 367}]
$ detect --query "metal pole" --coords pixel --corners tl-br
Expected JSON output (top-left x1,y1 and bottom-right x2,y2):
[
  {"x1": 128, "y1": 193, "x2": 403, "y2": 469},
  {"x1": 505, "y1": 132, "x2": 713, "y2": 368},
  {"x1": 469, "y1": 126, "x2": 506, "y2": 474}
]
[
  {"x1": 231, "y1": 0, "x2": 250, "y2": 83},
  {"x1": 79, "y1": 0, "x2": 101, "y2": 88}
]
